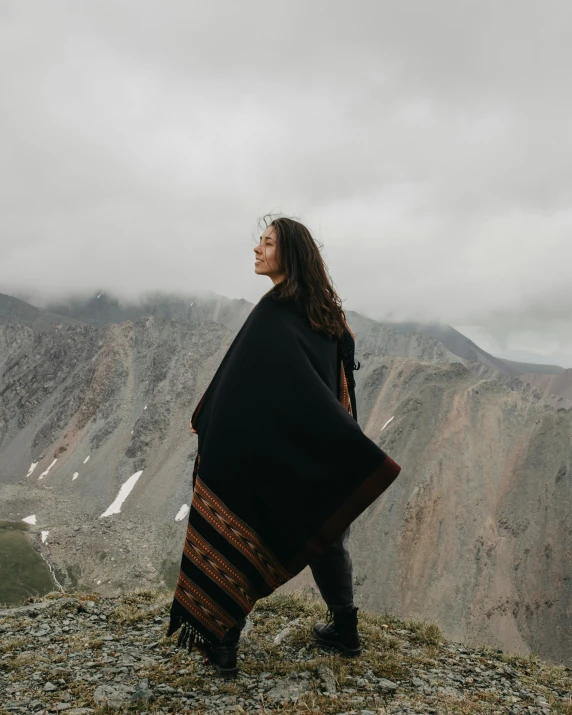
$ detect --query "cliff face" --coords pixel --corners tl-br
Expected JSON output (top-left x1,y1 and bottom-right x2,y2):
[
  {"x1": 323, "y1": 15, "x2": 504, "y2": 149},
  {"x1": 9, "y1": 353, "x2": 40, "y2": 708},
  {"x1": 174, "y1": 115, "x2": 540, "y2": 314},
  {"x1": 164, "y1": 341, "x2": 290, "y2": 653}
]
[{"x1": 0, "y1": 298, "x2": 570, "y2": 668}]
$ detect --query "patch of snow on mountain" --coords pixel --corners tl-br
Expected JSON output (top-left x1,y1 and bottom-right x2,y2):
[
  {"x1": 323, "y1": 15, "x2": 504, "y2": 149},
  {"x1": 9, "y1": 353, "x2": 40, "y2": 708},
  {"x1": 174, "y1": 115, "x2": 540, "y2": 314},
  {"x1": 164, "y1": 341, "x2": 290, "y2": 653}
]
[
  {"x1": 83, "y1": 455, "x2": 90, "y2": 464},
  {"x1": 26, "y1": 462, "x2": 38, "y2": 478},
  {"x1": 38, "y1": 458, "x2": 57, "y2": 480},
  {"x1": 99, "y1": 471, "x2": 143, "y2": 518},
  {"x1": 72, "y1": 472, "x2": 79, "y2": 480},
  {"x1": 380, "y1": 415, "x2": 395, "y2": 432},
  {"x1": 22, "y1": 514, "x2": 36, "y2": 525},
  {"x1": 41, "y1": 530, "x2": 49, "y2": 543},
  {"x1": 175, "y1": 504, "x2": 190, "y2": 521}
]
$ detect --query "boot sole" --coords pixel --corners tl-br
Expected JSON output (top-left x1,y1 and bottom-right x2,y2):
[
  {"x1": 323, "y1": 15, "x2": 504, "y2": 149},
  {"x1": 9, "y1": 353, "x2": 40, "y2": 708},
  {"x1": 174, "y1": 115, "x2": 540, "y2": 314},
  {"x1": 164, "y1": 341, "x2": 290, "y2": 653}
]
[
  {"x1": 312, "y1": 626, "x2": 362, "y2": 656},
  {"x1": 213, "y1": 664, "x2": 239, "y2": 679}
]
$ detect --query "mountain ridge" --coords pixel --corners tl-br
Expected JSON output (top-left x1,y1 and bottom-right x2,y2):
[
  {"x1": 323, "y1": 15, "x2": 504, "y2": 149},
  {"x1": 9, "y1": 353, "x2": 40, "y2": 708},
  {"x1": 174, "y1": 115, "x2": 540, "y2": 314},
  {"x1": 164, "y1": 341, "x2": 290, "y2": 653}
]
[{"x1": 0, "y1": 291, "x2": 570, "y2": 667}]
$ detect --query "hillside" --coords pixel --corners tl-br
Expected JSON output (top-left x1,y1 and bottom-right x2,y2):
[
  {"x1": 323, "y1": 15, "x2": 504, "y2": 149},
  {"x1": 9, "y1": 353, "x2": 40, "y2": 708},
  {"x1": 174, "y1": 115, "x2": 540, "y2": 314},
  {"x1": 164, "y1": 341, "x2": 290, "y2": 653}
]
[
  {"x1": 382, "y1": 320, "x2": 523, "y2": 376},
  {"x1": 0, "y1": 299, "x2": 570, "y2": 668},
  {"x1": 0, "y1": 293, "x2": 80, "y2": 331},
  {"x1": 501, "y1": 359, "x2": 567, "y2": 377},
  {"x1": 45, "y1": 290, "x2": 254, "y2": 333},
  {"x1": 517, "y1": 370, "x2": 572, "y2": 403},
  {"x1": 1, "y1": 589, "x2": 570, "y2": 714}
]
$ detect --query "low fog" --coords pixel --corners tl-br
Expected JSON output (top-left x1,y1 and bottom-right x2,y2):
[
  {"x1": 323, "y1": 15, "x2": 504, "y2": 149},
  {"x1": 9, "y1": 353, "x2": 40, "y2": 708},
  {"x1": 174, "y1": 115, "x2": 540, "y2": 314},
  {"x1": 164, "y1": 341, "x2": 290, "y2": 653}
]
[{"x1": 1, "y1": 1, "x2": 571, "y2": 366}]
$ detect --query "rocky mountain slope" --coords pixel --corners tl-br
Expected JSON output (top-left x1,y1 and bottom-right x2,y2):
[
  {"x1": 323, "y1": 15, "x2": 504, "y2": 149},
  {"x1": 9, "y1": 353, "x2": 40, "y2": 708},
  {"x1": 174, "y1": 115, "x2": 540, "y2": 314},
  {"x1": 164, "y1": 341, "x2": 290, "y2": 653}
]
[
  {"x1": 383, "y1": 320, "x2": 524, "y2": 377},
  {"x1": 42, "y1": 291, "x2": 568, "y2": 380},
  {"x1": 279, "y1": 356, "x2": 572, "y2": 668},
  {"x1": 384, "y1": 320, "x2": 569, "y2": 380},
  {"x1": 517, "y1": 370, "x2": 572, "y2": 403},
  {"x1": 0, "y1": 294, "x2": 80, "y2": 331},
  {"x1": 501, "y1": 359, "x2": 567, "y2": 377},
  {"x1": 1, "y1": 589, "x2": 570, "y2": 715},
  {"x1": 45, "y1": 290, "x2": 254, "y2": 334},
  {"x1": 465, "y1": 363, "x2": 572, "y2": 412},
  {"x1": 0, "y1": 294, "x2": 570, "y2": 670}
]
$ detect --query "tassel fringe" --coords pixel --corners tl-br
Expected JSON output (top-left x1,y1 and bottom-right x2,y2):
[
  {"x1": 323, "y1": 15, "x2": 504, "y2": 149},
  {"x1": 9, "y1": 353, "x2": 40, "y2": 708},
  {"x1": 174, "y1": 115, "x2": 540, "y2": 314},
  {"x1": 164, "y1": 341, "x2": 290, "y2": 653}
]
[{"x1": 167, "y1": 614, "x2": 217, "y2": 662}]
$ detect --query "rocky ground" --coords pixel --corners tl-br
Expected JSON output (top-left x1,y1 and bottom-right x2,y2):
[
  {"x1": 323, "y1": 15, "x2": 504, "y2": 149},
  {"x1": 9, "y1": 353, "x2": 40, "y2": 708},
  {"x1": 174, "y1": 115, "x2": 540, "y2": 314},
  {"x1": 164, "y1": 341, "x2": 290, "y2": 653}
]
[{"x1": 0, "y1": 589, "x2": 570, "y2": 715}]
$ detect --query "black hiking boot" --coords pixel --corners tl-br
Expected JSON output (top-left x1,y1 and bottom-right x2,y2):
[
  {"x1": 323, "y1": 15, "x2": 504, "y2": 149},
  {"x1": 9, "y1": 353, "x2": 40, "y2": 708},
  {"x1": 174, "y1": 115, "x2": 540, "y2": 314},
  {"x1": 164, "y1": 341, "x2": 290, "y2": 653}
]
[
  {"x1": 312, "y1": 606, "x2": 362, "y2": 656},
  {"x1": 208, "y1": 624, "x2": 242, "y2": 679}
]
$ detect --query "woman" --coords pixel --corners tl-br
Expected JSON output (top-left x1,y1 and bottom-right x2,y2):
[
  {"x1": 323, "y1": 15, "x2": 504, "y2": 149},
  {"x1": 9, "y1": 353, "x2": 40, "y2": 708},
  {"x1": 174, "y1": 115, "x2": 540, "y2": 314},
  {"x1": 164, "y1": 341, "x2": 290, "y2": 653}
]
[{"x1": 167, "y1": 215, "x2": 401, "y2": 678}]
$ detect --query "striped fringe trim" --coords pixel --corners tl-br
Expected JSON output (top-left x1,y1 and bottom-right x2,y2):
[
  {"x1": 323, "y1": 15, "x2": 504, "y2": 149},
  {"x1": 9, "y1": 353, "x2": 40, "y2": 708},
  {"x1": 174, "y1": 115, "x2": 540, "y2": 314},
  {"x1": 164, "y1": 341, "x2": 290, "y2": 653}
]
[{"x1": 167, "y1": 612, "x2": 218, "y2": 663}]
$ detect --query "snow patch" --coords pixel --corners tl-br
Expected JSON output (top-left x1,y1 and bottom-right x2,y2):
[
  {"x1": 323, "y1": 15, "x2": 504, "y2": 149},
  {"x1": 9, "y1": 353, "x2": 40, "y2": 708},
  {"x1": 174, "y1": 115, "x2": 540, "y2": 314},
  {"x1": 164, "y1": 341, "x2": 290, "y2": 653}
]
[
  {"x1": 380, "y1": 415, "x2": 394, "y2": 432},
  {"x1": 22, "y1": 514, "x2": 36, "y2": 525},
  {"x1": 83, "y1": 455, "x2": 90, "y2": 464},
  {"x1": 175, "y1": 504, "x2": 190, "y2": 521},
  {"x1": 100, "y1": 471, "x2": 143, "y2": 518},
  {"x1": 26, "y1": 462, "x2": 38, "y2": 478},
  {"x1": 72, "y1": 472, "x2": 79, "y2": 481},
  {"x1": 144, "y1": 405, "x2": 147, "y2": 410},
  {"x1": 38, "y1": 458, "x2": 57, "y2": 480},
  {"x1": 97, "y1": 580, "x2": 101, "y2": 585},
  {"x1": 41, "y1": 530, "x2": 49, "y2": 543}
]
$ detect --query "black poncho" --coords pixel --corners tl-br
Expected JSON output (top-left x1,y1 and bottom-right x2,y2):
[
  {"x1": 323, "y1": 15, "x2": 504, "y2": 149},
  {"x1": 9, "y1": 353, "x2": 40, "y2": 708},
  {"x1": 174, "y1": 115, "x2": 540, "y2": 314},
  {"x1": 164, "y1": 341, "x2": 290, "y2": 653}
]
[{"x1": 166, "y1": 288, "x2": 401, "y2": 657}]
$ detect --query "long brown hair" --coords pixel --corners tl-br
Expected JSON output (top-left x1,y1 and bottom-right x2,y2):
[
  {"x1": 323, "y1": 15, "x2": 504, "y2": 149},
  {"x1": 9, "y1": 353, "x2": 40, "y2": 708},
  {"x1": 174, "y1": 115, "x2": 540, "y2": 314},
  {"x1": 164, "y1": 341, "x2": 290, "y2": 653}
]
[{"x1": 257, "y1": 213, "x2": 349, "y2": 341}]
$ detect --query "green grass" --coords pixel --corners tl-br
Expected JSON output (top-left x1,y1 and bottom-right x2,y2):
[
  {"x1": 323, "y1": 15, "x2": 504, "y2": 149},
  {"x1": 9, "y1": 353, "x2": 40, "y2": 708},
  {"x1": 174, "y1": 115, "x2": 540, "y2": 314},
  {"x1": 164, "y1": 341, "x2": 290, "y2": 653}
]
[
  {"x1": 1, "y1": 586, "x2": 569, "y2": 715},
  {"x1": 0, "y1": 521, "x2": 55, "y2": 606}
]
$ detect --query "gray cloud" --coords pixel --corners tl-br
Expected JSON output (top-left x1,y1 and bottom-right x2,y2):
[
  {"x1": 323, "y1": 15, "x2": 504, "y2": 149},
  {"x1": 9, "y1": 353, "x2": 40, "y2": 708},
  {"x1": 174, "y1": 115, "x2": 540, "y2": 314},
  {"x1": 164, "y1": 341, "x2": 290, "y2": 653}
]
[{"x1": 1, "y1": 0, "x2": 571, "y2": 366}]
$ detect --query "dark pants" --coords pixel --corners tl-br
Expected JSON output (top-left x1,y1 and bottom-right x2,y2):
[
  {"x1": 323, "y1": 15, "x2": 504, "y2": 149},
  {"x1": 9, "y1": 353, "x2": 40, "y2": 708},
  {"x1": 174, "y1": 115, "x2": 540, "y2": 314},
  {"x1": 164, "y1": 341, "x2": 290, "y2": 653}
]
[
  {"x1": 308, "y1": 524, "x2": 354, "y2": 614},
  {"x1": 221, "y1": 525, "x2": 354, "y2": 644}
]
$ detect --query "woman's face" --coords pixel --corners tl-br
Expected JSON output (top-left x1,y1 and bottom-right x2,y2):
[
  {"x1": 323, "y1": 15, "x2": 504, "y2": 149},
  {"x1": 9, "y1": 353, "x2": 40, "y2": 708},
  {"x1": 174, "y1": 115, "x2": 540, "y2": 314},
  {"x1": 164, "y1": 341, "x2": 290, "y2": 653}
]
[{"x1": 254, "y1": 225, "x2": 286, "y2": 284}]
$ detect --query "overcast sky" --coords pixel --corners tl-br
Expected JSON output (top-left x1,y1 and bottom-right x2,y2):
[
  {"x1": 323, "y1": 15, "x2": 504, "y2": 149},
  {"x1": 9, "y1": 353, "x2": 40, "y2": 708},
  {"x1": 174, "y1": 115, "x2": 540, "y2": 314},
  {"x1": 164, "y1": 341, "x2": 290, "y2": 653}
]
[{"x1": 1, "y1": 1, "x2": 571, "y2": 366}]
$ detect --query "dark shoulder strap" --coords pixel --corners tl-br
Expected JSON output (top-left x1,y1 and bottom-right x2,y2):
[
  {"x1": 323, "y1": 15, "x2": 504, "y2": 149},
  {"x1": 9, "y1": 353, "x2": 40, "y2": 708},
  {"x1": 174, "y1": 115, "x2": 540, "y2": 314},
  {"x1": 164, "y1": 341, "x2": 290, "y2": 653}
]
[{"x1": 339, "y1": 325, "x2": 360, "y2": 376}]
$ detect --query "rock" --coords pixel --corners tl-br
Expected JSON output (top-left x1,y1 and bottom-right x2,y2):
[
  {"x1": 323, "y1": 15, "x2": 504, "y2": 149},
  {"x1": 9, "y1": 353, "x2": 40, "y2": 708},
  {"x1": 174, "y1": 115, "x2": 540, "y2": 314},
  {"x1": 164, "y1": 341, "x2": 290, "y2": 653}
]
[
  {"x1": 131, "y1": 678, "x2": 155, "y2": 705},
  {"x1": 317, "y1": 664, "x2": 337, "y2": 694},
  {"x1": 265, "y1": 676, "x2": 310, "y2": 702},
  {"x1": 377, "y1": 678, "x2": 398, "y2": 692},
  {"x1": 93, "y1": 684, "x2": 134, "y2": 709},
  {"x1": 66, "y1": 710, "x2": 95, "y2": 715},
  {"x1": 241, "y1": 616, "x2": 254, "y2": 638},
  {"x1": 43, "y1": 682, "x2": 58, "y2": 692}
]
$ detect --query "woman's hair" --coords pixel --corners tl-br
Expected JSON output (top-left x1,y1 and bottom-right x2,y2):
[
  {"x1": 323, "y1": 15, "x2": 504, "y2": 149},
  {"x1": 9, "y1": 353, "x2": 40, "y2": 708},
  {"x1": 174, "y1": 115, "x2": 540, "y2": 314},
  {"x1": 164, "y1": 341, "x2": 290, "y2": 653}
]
[{"x1": 257, "y1": 213, "x2": 349, "y2": 341}]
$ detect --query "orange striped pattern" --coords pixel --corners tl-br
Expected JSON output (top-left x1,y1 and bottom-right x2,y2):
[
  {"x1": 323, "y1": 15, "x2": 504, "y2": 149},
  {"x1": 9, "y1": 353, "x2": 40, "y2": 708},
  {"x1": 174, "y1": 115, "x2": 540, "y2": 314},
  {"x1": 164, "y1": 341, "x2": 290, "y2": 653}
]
[
  {"x1": 173, "y1": 570, "x2": 236, "y2": 640},
  {"x1": 193, "y1": 476, "x2": 293, "y2": 590},
  {"x1": 183, "y1": 522, "x2": 260, "y2": 612},
  {"x1": 340, "y1": 360, "x2": 353, "y2": 416}
]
